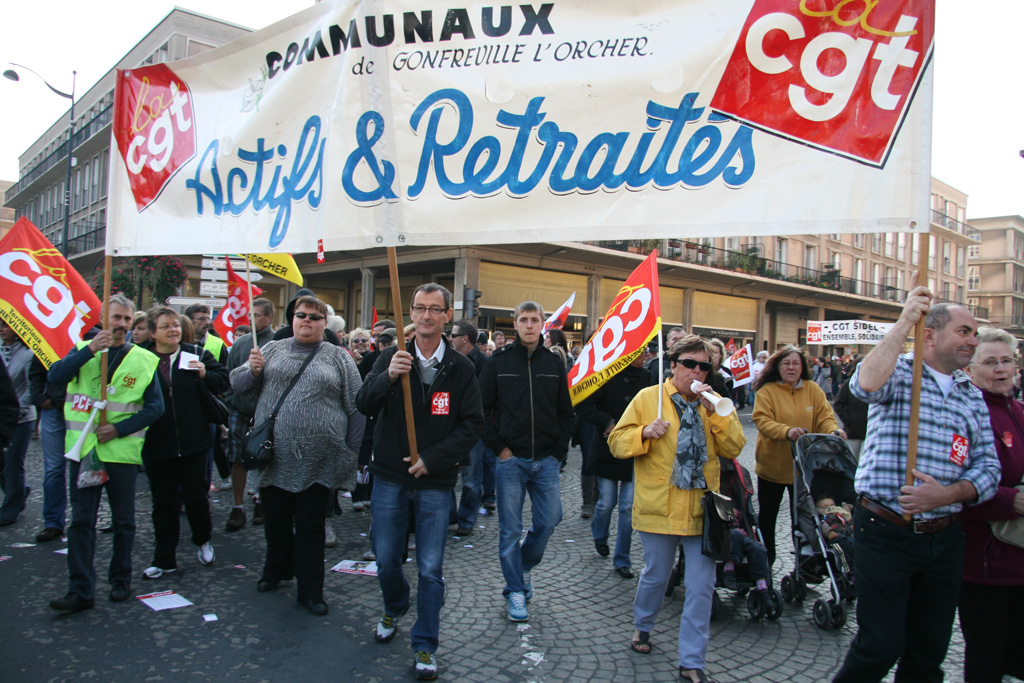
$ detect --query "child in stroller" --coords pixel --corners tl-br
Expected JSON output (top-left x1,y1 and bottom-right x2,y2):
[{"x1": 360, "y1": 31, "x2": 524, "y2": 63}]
[{"x1": 667, "y1": 458, "x2": 783, "y2": 621}]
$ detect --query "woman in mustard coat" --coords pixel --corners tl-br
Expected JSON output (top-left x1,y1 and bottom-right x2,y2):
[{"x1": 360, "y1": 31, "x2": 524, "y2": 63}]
[
  {"x1": 610, "y1": 335, "x2": 745, "y2": 683},
  {"x1": 751, "y1": 346, "x2": 844, "y2": 566}
]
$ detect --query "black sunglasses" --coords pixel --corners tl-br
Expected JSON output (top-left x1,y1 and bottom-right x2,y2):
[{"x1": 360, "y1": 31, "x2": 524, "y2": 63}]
[
  {"x1": 294, "y1": 311, "x2": 325, "y2": 321},
  {"x1": 673, "y1": 357, "x2": 712, "y2": 372}
]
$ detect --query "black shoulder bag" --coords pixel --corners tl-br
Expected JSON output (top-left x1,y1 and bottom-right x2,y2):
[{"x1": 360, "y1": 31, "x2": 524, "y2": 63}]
[
  {"x1": 241, "y1": 346, "x2": 320, "y2": 471},
  {"x1": 701, "y1": 490, "x2": 734, "y2": 562}
]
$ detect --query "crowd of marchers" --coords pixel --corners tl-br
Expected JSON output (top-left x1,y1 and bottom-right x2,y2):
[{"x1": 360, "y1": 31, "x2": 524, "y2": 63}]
[{"x1": 0, "y1": 274, "x2": 1021, "y2": 683}]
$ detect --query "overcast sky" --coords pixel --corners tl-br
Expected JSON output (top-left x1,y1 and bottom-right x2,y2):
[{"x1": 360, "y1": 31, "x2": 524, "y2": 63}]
[{"x1": 0, "y1": 1, "x2": 1019, "y2": 219}]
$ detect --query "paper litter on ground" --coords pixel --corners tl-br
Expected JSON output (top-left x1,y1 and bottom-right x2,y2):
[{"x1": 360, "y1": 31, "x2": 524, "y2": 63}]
[
  {"x1": 136, "y1": 590, "x2": 194, "y2": 611},
  {"x1": 330, "y1": 560, "x2": 378, "y2": 576}
]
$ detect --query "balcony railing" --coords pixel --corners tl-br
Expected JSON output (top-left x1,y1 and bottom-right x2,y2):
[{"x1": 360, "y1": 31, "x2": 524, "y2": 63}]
[
  {"x1": 581, "y1": 239, "x2": 990, "y2": 320},
  {"x1": 931, "y1": 210, "x2": 981, "y2": 241},
  {"x1": 65, "y1": 226, "x2": 106, "y2": 257},
  {"x1": 4, "y1": 104, "x2": 113, "y2": 204}
]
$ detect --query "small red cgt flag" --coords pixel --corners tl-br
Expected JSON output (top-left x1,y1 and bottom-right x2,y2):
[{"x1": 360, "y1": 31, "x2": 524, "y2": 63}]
[
  {"x1": 212, "y1": 260, "x2": 262, "y2": 348},
  {"x1": 0, "y1": 218, "x2": 102, "y2": 367},
  {"x1": 568, "y1": 252, "x2": 661, "y2": 406},
  {"x1": 543, "y1": 292, "x2": 575, "y2": 334}
]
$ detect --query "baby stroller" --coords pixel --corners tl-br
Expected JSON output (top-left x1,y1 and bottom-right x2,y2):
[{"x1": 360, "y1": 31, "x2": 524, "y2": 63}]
[
  {"x1": 666, "y1": 458, "x2": 783, "y2": 621},
  {"x1": 779, "y1": 434, "x2": 858, "y2": 630}
]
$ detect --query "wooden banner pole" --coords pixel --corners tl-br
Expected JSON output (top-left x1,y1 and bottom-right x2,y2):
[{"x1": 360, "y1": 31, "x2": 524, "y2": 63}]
[
  {"x1": 244, "y1": 257, "x2": 256, "y2": 335},
  {"x1": 387, "y1": 247, "x2": 419, "y2": 466},
  {"x1": 903, "y1": 231, "x2": 931, "y2": 521}
]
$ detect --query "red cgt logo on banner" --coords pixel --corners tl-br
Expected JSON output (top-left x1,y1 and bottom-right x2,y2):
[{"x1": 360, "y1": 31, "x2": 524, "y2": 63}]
[
  {"x1": 711, "y1": 0, "x2": 935, "y2": 166},
  {"x1": 0, "y1": 218, "x2": 102, "y2": 368},
  {"x1": 212, "y1": 260, "x2": 262, "y2": 349},
  {"x1": 113, "y1": 63, "x2": 197, "y2": 211},
  {"x1": 568, "y1": 252, "x2": 661, "y2": 406}
]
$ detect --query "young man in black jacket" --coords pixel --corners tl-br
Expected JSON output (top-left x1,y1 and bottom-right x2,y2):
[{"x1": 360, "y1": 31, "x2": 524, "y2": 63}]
[
  {"x1": 356, "y1": 283, "x2": 484, "y2": 681},
  {"x1": 478, "y1": 301, "x2": 575, "y2": 622}
]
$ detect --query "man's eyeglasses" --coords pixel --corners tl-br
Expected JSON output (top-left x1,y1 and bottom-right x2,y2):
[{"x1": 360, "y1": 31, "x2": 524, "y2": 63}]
[
  {"x1": 450, "y1": 333, "x2": 467, "y2": 339},
  {"x1": 673, "y1": 358, "x2": 713, "y2": 372},
  {"x1": 412, "y1": 305, "x2": 446, "y2": 316},
  {"x1": 294, "y1": 312, "x2": 325, "y2": 321}
]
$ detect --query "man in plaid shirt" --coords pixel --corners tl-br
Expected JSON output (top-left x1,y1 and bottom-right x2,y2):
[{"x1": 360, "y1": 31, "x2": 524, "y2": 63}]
[{"x1": 833, "y1": 277, "x2": 1001, "y2": 683}]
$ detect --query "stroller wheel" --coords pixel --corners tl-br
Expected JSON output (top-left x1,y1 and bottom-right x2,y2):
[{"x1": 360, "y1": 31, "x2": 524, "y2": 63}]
[
  {"x1": 765, "y1": 587, "x2": 784, "y2": 620},
  {"x1": 780, "y1": 575, "x2": 795, "y2": 603},
  {"x1": 812, "y1": 598, "x2": 830, "y2": 629},
  {"x1": 746, "y1": 591, "x2": 766, "y2": 620},
  {"x1": 710, "y1": 590, "x2": 722, "y2": 620},
  {"x1": 795, "y1": 576, "x2": 808, "y2": 602},
  {"x1": 830, "y1": 600, "x2": 848, "y2": 629}
]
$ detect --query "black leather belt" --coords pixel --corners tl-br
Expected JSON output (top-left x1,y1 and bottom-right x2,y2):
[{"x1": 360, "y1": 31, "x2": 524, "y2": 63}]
[{"x1": 858, "y1": 496, "x2": 958, "y2": 534}]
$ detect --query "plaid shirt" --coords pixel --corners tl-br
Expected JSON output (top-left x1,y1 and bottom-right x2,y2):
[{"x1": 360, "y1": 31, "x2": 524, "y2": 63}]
[{"x1": 851, "y1": 354, "x2": 1000, "y2": 519}]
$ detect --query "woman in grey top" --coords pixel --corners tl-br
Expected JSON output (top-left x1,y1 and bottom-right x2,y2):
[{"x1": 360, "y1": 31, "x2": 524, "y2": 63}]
[{"x1": 230, "y1": 296, "x2": 363, "y2": 616}]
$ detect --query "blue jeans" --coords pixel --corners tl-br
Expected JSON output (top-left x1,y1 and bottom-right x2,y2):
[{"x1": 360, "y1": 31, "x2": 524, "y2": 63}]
[
  {"x1": 372, "y1": 478, "x2": 450, "y2": 653},
  {"x1": 457, "y1": 439, "x2": 492, "y2": 529},
  {"x1": 496, "y1": 456, "x2": 563, "y2": 595},
  {"x1": 591, "y1": 478, "x2": 634, "y2": 569},
  {"x1": 0, "y1": 421, "x2": 32, "y2": 522},
  {"x1": 482, "y1": 446, "x2": 496, "y2": 505},
  {"x1": 67, "y1": 460, "x2": 138, "y2": 600},
  {"x1": 40, "y1": 406, "x2": 67, "y2": 529}
]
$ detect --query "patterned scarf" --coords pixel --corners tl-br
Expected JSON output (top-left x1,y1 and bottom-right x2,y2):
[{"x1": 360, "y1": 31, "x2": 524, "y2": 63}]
[{"x1": 669, "y1": 392, "x2": 708, "y2": 490}]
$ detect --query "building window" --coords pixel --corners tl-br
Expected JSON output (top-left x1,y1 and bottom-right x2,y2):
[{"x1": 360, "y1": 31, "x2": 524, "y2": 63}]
[
  {"x1": 897, "y1": 233, "x2": 907, "y2": 261},
  {"x1": 929, "y1": 235, "x2": 937, "y2": 271},
  {"x1": 968, "y1": 267, "x2": 979, "y2": 290},
  {"x1": 884, "y1": 233, "x2": 895, "y2": 258},
  {"x1": 969, "y1": 244, "x2": 979, "y2": 258},
  {"x1": 956, "y1": 245, "x2": 965, "y2": 278},
  {"x1": 942, "y1": 241, "x2": 951, "y2": 274},
  {"x1": 871, "y1": 233, "x2": 882, "y2": 253},
  {"x1": 853, "y1": 232, "x2": 865, "y2": 249},
  {"x1": 804, "y1": 244, "x2": 818, "y2": 272}
]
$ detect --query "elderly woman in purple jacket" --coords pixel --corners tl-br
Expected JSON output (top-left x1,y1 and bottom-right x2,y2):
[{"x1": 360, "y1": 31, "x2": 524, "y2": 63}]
[{"x1": 961, "y1": 326, "x2": 1024, "y2": 683}]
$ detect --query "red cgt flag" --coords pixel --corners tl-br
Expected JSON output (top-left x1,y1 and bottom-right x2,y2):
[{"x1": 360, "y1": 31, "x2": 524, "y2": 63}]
[
  {"x1": 0, "y1": 218, "x2": 102, "y2": 367},
  {"x1": 726, "y1": 337, "x2": 737, "y2": 354},
  {"x1": 213, "y1": 260, "x2": 262, "y2": 348},
  {"x1": 568, "y1": 252, "x2": 661, "y2": 406}
]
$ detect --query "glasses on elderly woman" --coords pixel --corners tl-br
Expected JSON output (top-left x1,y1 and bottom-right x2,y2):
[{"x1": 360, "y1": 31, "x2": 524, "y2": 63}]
[{"x1": 294, "y1": 312, "x2": 325, "y2": 321}]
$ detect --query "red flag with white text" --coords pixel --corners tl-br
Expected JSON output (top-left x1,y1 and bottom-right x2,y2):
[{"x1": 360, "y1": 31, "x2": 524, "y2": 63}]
[
  {"x1": 213, "y1": 260, "x2": 262, "y2": 348},
  {"x1": 567, "y1": 252, "x2": 661, "y2": 406},
  {"x1": 726, "y1": 338, "x2": 737, "y2": 354},
  {"x1": 543, "y1": 292, "x2": 576, "y2": 334},
  {"x1": 0, "y1": 218, "x2": 102, "y2": 367},
  {"x1": 727, "y1": 344, "x2": 754, "y2": 388}
]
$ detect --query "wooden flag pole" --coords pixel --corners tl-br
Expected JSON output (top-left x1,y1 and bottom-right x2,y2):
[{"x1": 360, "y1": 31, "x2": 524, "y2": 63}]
[
  {"x1": 244, "y1": 257, "x2": 256, "y2": 334},
  {"x1": 387, "y1": 247, "x2": 419, "y2": 466},
  {"x1": 657, "y1": 326, "x2": 664, "y2": 420},
  {"x1": 903, "y1": 232, "x2": 931, "y2": 521},
  {"x1": 99, "y1": 255, "x2": 112, "y2": 426}
]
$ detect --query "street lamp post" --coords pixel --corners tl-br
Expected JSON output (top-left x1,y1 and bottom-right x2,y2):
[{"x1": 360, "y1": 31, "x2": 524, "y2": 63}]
[{"x1": 3, "y1": 63, "x2": 76, "y2": 257}]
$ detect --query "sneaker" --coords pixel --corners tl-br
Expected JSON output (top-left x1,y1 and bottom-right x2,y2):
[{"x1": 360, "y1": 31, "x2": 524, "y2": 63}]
[
  {"x1": 142, "y1": 566, "x2": 177, "y2": 580},
  {"x1": 375, "y1": 605, "x2": 409, "y2": 643},
  {"x1": 362, "y1": 549, "x2": 376, "y2": 561},
  {"x1": 523, "y1": 572, "x2": 533, "y2": 601},
  {"x1": 414, "y1": 651, "x2": 438, "y2": 680},
  {"x1": 353, "y1": 500, "x2": 367, "y2": 512},
  {"x1": 197, "y1": 542, "x2": 215, "y2": 566},
  {"x1": 219, "y1": 477, "x2": 232, "y2": 490},
  {"x1": 325, "y1": 522, "x2": 337, "y2": 548},
  {"x1": 252, "y1": 502, "x2": 265, "y2": 525},
  {"x1": 225, "y1": 507, "x2": 246, "y2": 531},
  {"x1": 507, "y1": 591, "x2": 529, "y2": 622}
]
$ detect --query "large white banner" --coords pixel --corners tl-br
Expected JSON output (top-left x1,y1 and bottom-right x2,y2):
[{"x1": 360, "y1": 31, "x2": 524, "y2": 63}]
[
  {"x1": 107, "y1": 0, "x2": 934, "y2": 256},
  {"x1": 807, "y1": 320, "x2": 896, "y2": 345}
]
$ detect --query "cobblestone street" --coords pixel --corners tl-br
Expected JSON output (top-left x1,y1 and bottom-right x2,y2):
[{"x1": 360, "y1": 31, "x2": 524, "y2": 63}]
[{"x1": 2, "y1": 409, "x2": 967, "y2": 682}]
